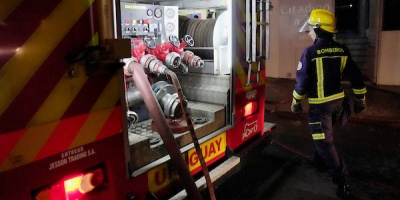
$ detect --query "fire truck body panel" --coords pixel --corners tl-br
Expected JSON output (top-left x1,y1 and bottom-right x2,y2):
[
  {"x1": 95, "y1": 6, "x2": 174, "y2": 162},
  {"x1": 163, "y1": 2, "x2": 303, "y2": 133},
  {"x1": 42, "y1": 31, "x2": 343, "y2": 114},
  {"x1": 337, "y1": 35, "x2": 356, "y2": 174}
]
[{"x1": 0, "y1": 0, "x2": 270, "y2": 199}]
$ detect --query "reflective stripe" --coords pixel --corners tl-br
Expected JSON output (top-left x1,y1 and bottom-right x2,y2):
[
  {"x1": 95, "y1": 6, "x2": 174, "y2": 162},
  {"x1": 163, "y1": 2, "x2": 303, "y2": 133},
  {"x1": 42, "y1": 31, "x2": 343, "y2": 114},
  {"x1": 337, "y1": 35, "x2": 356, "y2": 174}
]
[
  {"x1": 312, "y1": 133, "x2": 325, "y2": 140},
  {"x1": 307, "y1": 56, "x2": 349, "y2": 104},
  {"x1": 340, "y1": 56, "x2": 347, "y2": 73},
  {"x1": 312, "y1": 56, "x2": 344, "y2": 61},
  {"x1": 353, "y1": 87, "x2": 367, "y2": 95},
  {"x1": 308, "y1": 91, "x2": 345, "y2": 104},
  {"x1": 316, "y1": 58, "x2": 324, "y2": 98},
  {"x1": 293, "y1": 90, "x2": 306, "y2": 100}
]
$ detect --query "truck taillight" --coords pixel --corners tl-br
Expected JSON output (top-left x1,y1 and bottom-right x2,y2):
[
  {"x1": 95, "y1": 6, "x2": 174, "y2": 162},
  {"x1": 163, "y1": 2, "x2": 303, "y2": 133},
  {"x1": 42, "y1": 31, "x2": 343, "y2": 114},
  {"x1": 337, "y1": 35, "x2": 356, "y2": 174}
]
[
  {"x1": 243, "y1": 101, "x2": 258, "y2": 118},
  {"x1": 34, "y1": 168, "x2": 105, "y2": 200}
]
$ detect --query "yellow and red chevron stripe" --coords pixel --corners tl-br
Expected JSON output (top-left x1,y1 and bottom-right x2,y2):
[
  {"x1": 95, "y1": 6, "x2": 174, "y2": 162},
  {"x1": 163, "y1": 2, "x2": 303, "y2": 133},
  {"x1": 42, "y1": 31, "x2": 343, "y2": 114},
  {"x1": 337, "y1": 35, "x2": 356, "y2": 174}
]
[
  {"x1": 234, "y1": 0, "x2": 266, "y2": 93},
  {"x1": 0, "y1": 106, "x2": 122, "y2": 172},
  {"x1": 0, "y1": 0, "x2": 122, "y2": 172}
]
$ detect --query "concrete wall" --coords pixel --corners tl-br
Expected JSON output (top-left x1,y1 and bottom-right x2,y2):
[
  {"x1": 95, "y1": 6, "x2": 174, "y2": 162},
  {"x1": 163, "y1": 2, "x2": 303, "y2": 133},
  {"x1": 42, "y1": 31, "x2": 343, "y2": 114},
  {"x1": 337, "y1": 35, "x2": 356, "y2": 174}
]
[
  {"x1": 364, "y1": 0, "x2": 400, "y2": 86},
  {"x1": 265, "y1": 0, "x2": 400, "y2": 86},
  {"x1": 265, "y1": 0, "x2": 334, "y2": 79},
  {"x1": 377, "y1": 31, "x2": 400, "y2": 85},
  {"x1": 365, "y1": 0, "x2": 380, "y2": 83}
]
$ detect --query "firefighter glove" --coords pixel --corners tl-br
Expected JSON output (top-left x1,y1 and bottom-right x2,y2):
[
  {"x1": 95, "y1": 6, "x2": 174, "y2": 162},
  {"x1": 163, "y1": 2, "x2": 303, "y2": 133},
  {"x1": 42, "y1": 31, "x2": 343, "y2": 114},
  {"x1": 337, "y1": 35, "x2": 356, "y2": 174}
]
[
  {"x1": 354, "y1": 97, "x2": 366, "y2": 114},
  {"x1": 291, "y1": 98, "x2": 303, "y2": 113}
]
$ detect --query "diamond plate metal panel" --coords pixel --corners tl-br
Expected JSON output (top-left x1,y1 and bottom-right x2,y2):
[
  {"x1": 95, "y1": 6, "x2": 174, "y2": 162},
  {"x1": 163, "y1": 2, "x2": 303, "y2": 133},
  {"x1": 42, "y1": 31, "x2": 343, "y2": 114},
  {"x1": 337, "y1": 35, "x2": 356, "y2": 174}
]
[
  {"x1": 128, "y1": 101, "x2": 226, "y2": 170},
  {"x1": 177, "y1": 73, "x2": 230, "y2": 105}
]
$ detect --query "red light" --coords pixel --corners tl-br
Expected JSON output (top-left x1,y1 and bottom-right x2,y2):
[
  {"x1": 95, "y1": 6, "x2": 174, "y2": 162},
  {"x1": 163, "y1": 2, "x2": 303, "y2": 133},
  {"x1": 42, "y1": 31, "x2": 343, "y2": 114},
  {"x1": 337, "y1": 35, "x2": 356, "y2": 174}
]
[
  {"x1": 35, "y1": 168, "x2": 105, "y2": 200},
  {"x1": 64, "y1": 174, "x2": 84, "y2": 200},
  {"x1": 80, "y1": 169, "x2": 104, "y2": 193},
  {"x1": 64, "y1": 175, "x2": 82, "y2": 193},
  {"x1": 243, "y1": 101, "x2": 258, "y2": 117},
  {"x1": 64, "y1": 169, "x2": 104, "y2": 199}
]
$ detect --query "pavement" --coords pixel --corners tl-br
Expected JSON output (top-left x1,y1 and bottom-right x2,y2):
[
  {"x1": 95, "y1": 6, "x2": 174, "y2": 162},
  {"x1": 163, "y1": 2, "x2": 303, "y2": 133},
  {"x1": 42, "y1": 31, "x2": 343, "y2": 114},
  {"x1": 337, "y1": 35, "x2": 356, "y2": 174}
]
[{"x1": 210, "y1": 78, "x2": 400, "y2": 200}]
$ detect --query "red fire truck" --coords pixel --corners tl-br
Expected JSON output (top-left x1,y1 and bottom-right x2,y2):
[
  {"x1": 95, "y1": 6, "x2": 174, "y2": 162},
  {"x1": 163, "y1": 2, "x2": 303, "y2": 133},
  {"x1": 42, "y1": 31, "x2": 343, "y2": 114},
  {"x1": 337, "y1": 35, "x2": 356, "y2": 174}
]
[{"x1": 0, "y1": 0, "x2": 272, "y2": 199}]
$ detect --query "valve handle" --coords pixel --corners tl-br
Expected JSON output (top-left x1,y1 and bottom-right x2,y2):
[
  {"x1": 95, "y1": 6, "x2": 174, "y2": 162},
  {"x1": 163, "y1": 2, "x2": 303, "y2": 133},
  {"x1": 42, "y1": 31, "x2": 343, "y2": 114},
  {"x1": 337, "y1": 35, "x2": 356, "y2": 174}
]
[
  {"x1": 143, "y1": 36, "x2": 156, "y2": 49},
  {"x1": 184, "y1": 35, "x2": 195, "y2": 47},
  {"x1": 169, "y1": 35, "x2": 181, "y2": 48}
]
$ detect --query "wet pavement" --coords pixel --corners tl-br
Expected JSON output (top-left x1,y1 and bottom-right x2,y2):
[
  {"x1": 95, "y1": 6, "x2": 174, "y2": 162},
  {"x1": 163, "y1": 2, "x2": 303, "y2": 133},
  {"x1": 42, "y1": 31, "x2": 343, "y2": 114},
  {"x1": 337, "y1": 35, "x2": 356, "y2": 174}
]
[{"x1": 210, "y1": 78, "x2": 400, "y2": 200}]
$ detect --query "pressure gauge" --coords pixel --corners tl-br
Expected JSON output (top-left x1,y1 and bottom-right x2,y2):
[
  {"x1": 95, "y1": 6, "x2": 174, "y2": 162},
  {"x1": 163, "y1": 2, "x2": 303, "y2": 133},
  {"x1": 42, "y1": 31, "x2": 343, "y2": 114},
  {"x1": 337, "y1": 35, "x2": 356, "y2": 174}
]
[
  {"x1": 166, "y1": 8, "x2": 175, "y2": 18},
  {"x1": 147, "y1": 9, "x2": 153, "y2": 17},
  {"x1": 154, "y1": 8, "x2": 162, "y2": 19},
  {"x1": 166, "y1": 22, "x2": 175, "y2": 31}
]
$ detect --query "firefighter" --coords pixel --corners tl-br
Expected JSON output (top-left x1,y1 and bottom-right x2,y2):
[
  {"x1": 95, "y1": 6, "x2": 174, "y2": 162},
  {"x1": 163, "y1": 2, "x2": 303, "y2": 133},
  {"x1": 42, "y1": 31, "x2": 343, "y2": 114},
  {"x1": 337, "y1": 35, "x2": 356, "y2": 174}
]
[{"x1": 291, "y1": 9, "x2": 367, "y2": 199}]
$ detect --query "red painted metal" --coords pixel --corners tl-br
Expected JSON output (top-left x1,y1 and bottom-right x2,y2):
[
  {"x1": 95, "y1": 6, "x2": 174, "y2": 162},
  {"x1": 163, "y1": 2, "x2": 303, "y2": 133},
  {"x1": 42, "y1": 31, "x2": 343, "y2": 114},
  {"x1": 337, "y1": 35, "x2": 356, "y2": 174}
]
[{"x1": 0, "y1": 0, "x2": 269, "y2": 199}]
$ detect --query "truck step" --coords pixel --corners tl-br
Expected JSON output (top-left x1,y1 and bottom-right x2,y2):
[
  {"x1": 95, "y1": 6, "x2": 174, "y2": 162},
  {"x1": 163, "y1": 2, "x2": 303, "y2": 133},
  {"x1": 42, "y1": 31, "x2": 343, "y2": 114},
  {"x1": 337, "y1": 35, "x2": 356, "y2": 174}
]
[{"x1": 169, "y1": 156, "x2": 241, "y2": 200}]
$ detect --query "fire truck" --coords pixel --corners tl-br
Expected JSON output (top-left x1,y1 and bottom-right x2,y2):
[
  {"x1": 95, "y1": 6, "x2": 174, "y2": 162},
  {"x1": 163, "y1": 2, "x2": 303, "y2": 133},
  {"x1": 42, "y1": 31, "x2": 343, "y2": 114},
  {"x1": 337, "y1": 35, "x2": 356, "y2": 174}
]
[{"x1": 0, "y1": 0, "x2": 272, "y2": 199}]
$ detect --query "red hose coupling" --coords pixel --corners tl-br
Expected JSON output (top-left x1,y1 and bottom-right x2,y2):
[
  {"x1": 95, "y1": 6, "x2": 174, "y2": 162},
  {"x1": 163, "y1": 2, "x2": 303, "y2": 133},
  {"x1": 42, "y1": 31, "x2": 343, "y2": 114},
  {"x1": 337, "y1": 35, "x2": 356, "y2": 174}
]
[{"x1": 181, "y1": 51, "x2": 204, "y2": 68}]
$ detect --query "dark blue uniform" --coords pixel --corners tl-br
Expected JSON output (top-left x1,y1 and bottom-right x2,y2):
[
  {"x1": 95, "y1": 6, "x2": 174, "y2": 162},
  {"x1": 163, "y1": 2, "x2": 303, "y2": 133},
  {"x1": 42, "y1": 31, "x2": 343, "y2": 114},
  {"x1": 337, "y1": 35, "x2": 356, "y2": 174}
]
[{"x1": 293, "y1": 38, "x2": 367, "y2": 183}]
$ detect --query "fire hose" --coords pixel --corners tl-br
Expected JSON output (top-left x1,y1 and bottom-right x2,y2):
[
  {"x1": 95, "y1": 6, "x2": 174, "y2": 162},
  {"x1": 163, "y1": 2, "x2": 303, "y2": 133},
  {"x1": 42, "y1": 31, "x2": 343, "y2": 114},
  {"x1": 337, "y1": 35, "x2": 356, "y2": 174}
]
[
  {"x1": 124, "y1": 59, "x2": 202, "y2": 200},
  {"x1": 125, "y1": 58, "x2": 216, "y2": 200},
  {"x1": 168, "y1": 71, "x2": 216, "y2": 200},
  {"x1": 136, "y1": 54, "x2": 214, "y2": 199}
]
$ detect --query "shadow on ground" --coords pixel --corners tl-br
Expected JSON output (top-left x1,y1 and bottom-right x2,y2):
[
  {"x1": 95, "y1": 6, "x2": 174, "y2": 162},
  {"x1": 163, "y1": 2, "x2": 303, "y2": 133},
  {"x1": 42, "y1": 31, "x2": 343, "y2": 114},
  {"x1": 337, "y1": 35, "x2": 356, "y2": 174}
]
[
  {"x1": 213, "y1": 111, "x2": 400, "y2": 200},
  {"x1": 211, "y1": 78, "x2": 400, "y2": 200}
]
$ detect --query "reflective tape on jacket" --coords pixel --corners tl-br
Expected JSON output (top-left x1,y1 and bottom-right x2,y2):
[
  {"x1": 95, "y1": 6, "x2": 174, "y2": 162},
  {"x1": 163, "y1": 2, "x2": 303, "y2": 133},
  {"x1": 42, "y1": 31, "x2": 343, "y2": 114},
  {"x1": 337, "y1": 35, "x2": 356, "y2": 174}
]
[
  {"x1": 312, "y1": 133, "x2": 326, "y2": 140},
  {"x1": 308, "y1": 91, "x2": 345, "y2": 104},
  {"x1": 293, "y1": 90, "x2": 306, "y2": 100}
]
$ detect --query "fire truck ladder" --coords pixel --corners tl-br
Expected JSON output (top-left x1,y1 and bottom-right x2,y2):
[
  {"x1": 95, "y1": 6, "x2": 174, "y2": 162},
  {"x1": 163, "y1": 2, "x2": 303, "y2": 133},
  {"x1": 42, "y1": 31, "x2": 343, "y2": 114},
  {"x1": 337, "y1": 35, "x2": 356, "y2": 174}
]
[{"x1": 245, "y1": 0, "x2": 270, "y2": 86}]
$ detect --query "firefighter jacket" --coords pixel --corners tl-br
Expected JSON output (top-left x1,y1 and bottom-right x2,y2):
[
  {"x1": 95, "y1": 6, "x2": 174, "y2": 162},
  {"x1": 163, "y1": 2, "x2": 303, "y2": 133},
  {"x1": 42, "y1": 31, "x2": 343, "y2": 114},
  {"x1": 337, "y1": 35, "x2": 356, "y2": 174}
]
[{"x1": 293, "y1": 38, "x2": 367, "y2": 104}]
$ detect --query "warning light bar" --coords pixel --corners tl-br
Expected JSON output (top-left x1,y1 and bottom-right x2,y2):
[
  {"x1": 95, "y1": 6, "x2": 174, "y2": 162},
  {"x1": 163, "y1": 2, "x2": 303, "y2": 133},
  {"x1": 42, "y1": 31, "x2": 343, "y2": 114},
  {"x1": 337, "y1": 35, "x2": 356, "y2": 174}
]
[{"x1": 34, "y1": 168, "x2": 105, "y2": 200}]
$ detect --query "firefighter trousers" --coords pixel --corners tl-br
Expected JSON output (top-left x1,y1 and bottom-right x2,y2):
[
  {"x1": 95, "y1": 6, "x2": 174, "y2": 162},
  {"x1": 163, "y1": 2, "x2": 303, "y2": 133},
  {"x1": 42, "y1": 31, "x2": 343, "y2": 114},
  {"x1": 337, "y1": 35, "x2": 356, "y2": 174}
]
[{"x1": 308, "y1": 98, "x2": 348, "y2": 184}]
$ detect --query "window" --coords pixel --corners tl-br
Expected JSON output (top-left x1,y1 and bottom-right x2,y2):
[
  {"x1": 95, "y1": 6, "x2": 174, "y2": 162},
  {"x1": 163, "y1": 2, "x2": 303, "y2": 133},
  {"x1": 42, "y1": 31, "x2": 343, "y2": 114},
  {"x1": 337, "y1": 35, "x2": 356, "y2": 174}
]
[{"x1": 383, "y1": 0, "x2": 400, "y2": 31}]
